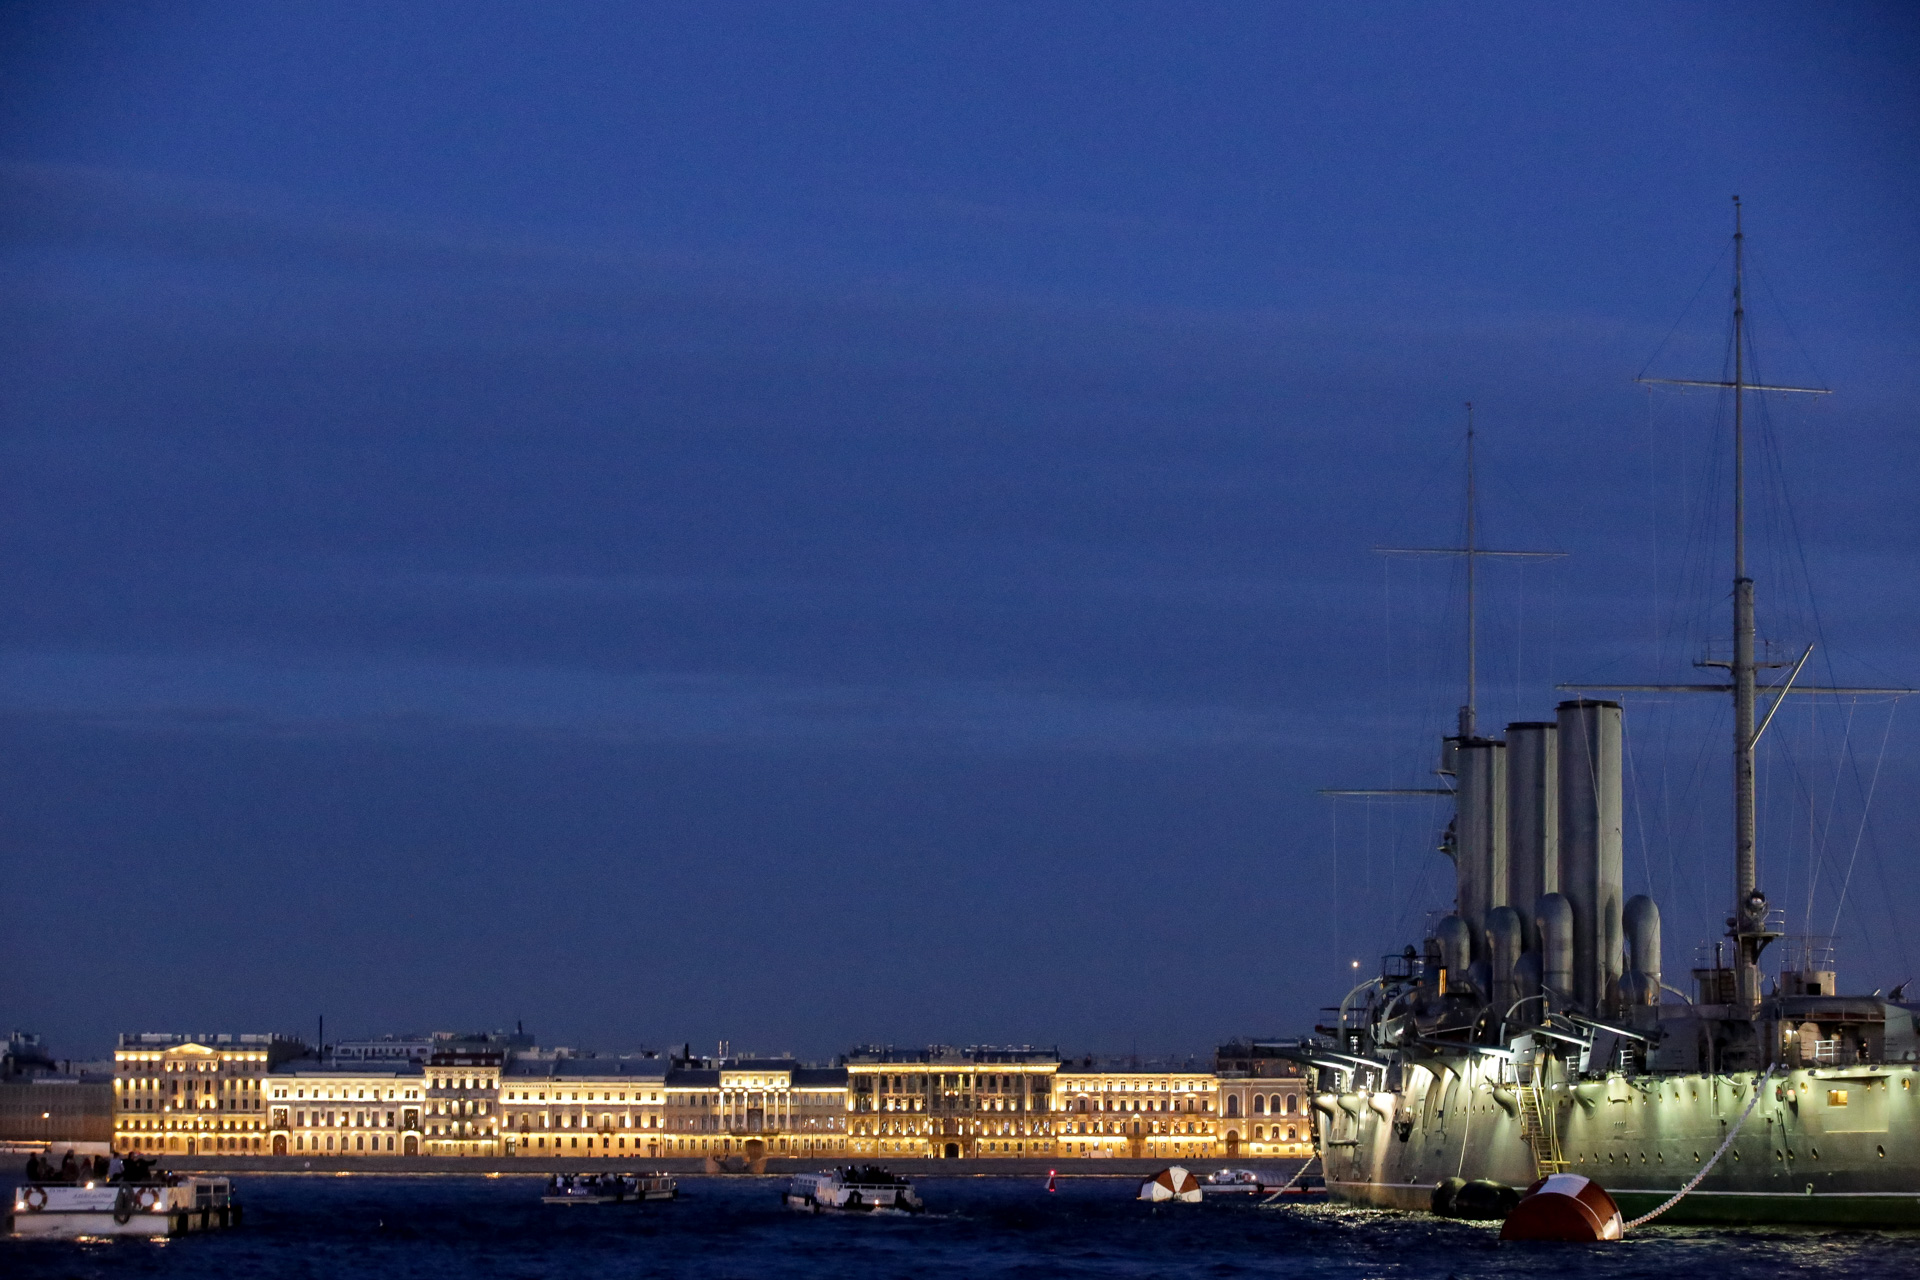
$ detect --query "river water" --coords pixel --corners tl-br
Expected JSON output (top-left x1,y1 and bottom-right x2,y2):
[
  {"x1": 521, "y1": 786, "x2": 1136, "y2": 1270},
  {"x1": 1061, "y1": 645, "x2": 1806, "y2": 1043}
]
[{"x1": 9, "y1": 1174, "x2": 1920, "y2": 1278}]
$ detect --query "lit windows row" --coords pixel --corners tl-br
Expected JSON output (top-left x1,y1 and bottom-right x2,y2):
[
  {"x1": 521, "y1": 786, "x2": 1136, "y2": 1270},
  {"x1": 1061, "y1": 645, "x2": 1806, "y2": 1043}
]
[
  {"x1": 502, "y1": 1089, "x2": 662, "y2": 1103},
  {"x1": 270, "y1": 1085, "x2": 422, "y2": 1101}
]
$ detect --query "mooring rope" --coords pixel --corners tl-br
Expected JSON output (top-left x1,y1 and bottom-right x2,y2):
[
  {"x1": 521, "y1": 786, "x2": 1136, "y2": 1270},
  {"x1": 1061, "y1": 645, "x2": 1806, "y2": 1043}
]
[
  {"x1": 1257, "y1": 1154, "x2": 1321, "y2": 1207},
  {"x1": 1623, "y1": 1065, "x2": 1777, "y2": 1230}
]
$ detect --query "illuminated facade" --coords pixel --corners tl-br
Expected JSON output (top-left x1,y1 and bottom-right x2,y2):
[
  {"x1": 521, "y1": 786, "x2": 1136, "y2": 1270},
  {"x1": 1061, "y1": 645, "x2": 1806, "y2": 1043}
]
[
  {"x1": 1052, "y1": 1065, "x2": 1218, "y2": 1159},
  {"x1": 660, "y1": 1059, "x2": 849, "y2": 1160},
  {"x1": 844, "y1": 1047, "x2": 1059, "y2": 1159},
  {"x1": 266, "y1": 1064, "x2": 426, "y2": 1156},
  {"x1": 1215, "y1": 1078, "x2": 1312, "y2": 1156},
  {"x1": 502, "y1": 1057, "x2": 667, "y2": 1158},
  {"x1": 108, "y1": 1032, "x2": 1311, "y2": 1161},
  {"x1": 1213, "y1": 1040, "x2": 1315, "y2": 1158},
  {"x1": 423, "y1": 1045, "x2": 503, "y2": 1156},
  {"x1": 112, "y1": 1033, "x2": 305, "y2": 1156}
]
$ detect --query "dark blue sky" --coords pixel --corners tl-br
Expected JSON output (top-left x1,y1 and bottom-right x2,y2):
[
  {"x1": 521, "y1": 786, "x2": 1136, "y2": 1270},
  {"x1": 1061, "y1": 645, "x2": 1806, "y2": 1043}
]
[{"x1": 3, "y1": 2, "x2": 1917, "y2": 1060}]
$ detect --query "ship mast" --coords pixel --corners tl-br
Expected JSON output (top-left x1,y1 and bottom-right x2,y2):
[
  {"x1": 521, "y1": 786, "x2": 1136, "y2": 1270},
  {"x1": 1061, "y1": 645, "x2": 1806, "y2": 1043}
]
[
  {"x1": 1726, "y1": 198, "x2": 1762, "y2": 1002},
  {"x1": 1464, "y1": 403, "x2": 1478, "y2": 739},
  {"x1": 1324, "y1": 415, "x2": 1563, "y2": 806},
  {"x1": 1562, "y1": 198, "x2": 1907, "y2": 1012},
  {"x1": 1373, "y1": 406, "x2": 1563, "y2": 751}
]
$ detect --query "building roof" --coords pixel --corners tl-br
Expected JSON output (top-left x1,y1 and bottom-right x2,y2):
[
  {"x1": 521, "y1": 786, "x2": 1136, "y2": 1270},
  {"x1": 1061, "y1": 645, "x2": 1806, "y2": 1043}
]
[
  {"x1": 791, "y1": 1067, "x2": 849, "y2": 1087},
  {"x1": 719, "y1": 1058, "x2": 802, "y2": 1071},
  {"x1": 504, "y1": 1057, "x2": 666, "y2": 1082},
  {"x1": 269, "y1": 1062, "x2": 425, "y2": 1079},
  {"x1": 665, "y1": 1068, "x2": 720, "y2": 1087}
]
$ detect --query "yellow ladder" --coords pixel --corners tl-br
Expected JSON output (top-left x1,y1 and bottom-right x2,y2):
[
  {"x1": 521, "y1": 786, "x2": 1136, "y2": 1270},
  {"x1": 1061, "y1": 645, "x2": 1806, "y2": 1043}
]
[{"x1": 1515, "y1": 1082, "x2": 1567, "y2": 1178}]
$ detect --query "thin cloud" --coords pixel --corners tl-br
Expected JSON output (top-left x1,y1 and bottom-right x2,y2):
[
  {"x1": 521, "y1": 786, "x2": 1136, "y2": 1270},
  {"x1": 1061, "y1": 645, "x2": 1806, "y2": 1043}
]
[{"x1": 0, "y1": 647, "x2": 1322, "y2": 752}]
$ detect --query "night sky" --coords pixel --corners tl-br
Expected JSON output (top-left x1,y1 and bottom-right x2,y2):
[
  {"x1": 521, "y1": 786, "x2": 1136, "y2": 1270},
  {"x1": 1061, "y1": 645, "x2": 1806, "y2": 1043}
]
[{"x1": 2, "y1": 3, "x2": 1916, "y2": 1062}]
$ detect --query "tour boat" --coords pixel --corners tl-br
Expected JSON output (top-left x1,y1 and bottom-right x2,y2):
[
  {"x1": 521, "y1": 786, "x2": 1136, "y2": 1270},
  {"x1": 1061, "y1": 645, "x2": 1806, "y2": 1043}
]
[
  {"x1": 8, "y1": 1176, "x2": 239, "y2": 1238},
  {"x1": 541, "y1": 1172, "x2": 677, "y2": 1204},
  {"x1": 782, "y1": 1166, "x2": 924, "y2": 1214},
  {"x1": 1202, "y1": 1165, "x2": 1326, "y2": 1198}
]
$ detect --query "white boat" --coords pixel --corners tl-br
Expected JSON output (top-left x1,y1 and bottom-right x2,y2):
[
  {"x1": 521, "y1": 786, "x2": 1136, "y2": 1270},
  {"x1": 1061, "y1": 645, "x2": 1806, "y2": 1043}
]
[
  {"x1": 541, "y1": 1172, "x2": 677, "y2": 1204},
  {"x1": 782, "y1": 1166, "x2": 924, "y2": 1214},
  {"x1": 8, "y1": 1177, "x2": 239, "y2": 1238},
  {"x1": 1200, "y1": 1168, "x2": 1268, "y2": 1195}
]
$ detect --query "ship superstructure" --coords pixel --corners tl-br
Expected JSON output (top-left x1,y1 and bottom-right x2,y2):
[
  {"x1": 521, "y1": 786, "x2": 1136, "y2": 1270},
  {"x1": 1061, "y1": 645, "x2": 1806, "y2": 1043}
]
[{"x1": 1296, "y1": 202, "x2": 1919, "y2": 1225}]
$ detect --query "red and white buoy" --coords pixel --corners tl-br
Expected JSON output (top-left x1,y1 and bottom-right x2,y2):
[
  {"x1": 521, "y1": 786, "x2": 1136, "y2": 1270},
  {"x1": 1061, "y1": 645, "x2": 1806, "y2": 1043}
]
[
  {"x1": 1137, "y1": 1165, "x2": 1203, "y2": 1203},
  {"x1": 1498, "y1": 1174, "x2": 1624, "y2": 1242}
]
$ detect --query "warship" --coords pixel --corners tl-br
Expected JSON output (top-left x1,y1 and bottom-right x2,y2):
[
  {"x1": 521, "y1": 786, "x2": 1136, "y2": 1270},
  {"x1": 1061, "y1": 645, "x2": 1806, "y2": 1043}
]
[{"x1": 1294, "y1": 201, "x2": 1919, "y2": 1225}]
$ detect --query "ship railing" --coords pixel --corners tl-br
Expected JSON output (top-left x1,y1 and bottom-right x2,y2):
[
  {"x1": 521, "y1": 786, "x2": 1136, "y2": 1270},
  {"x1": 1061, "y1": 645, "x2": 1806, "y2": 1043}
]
[
  {"x1": 1379, "y1": 953, "x2": 1427, "y2": 983},
  {"x1": 1777, "y1": 935, "x2": 1838, "y2": 972}
]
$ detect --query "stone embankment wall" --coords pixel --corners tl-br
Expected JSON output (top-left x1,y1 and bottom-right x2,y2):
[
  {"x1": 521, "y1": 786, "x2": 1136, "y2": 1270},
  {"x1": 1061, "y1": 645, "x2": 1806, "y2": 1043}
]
[{"x1": 169, "y1": 1154, "x2": 1312, "y2": 1179}]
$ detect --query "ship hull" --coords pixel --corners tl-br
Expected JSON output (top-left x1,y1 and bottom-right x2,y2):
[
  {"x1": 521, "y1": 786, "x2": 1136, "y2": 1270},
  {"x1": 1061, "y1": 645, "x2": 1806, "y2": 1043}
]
[{"x1": 1318, "y1": 1060, "x2": 1920, "y2": 1227}]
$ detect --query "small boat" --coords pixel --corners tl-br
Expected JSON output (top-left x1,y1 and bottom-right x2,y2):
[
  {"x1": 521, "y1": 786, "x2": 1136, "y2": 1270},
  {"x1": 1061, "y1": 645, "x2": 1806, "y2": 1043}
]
[
  {"x1": 1206, "y1": 1164, "x2": 1327, "y2": 1201},
  {"x1": 783, "y1": 1166, "x2": 924, "y2": 1214},
  {"x1": 8, "y1": 1176, "x2": 239, "y2": 1238},
  {"x1": 1138, "y1": 1166, "x2": 1203, "y2": 1203},
  {"x1": 1200, "y1": 1168, "x2": 1270, "y2": 1195},
  {"x1": 541, "y1": 1172, "x2": 677, "y2": 1205}
]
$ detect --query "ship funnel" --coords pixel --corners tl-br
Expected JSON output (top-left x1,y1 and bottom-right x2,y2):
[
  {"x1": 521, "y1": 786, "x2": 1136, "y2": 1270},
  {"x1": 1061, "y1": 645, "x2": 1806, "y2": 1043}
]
[
  {"x1": 1436, "y1": 915, "x2": 1473, "y2": 992},
  {"x1": 1512, "y1": 949, "x2": 1543, "y2": 1015},
  {"x1": 1454, "y1": 738, "x2": 1509, "y2": 955},
  {"x1": 1557, "y1": 699, "x2": 1623, "y2": 1014},
  {"x1": 1619, "y1": 894, "x2": 1662, "y2": 1007},
  {"x1": 1536, "y1": 892, "x2": 1574, "y2": 1002},
  {"x1": 1505, "y1": 722, "x2": 1558, "y2": 949},
  {"x1": 1485, "y1": 906, "x2": 1525, "y2": 1012}
]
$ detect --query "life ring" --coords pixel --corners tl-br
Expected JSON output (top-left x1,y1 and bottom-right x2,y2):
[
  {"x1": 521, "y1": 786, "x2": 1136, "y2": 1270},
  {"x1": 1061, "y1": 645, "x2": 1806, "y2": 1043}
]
[
  {"x1": 135, "y1": 1186, "x2": 162, "y2": 1211},
  {"x1": 22, "y1": 1186, "x2": 48, "y2": 1211}
]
